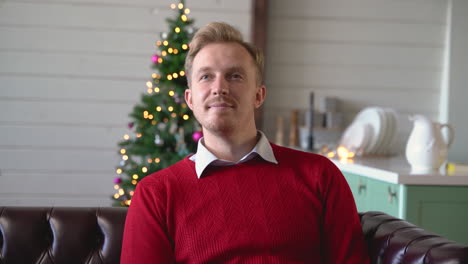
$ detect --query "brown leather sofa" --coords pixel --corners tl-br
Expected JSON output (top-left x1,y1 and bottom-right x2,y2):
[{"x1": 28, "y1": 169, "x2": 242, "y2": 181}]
[{"x1": 0, "y1": 207, "x2": 467, "y2": 264}]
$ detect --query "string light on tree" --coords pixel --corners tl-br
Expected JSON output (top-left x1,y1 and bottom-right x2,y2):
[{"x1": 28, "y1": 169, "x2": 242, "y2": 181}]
[{"x1": 112, "y1": 0, "x2": 200, "y2": 207}]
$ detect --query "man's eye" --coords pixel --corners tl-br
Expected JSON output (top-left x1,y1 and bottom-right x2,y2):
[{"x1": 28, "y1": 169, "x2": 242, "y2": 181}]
[
  {"x1": 200, "y1": 75, "x2": 209, "y2": 80},
  {"x1": 231, "y1": 74, "x2": 242, "y2": 79}
]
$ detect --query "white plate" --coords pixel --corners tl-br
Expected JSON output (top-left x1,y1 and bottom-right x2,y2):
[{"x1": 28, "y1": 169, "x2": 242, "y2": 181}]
[
  {"x1": 340, "y1": 122, "x2": 372, "y2": 154},
  {"x1": 378, "y1": 108, "x2": 397, "y2": 155},
  {"x1": 372, "y1": 107, "x2": 389, "y2": 154},
  {"x1": 353, "y1": 107, "x2": 384, "y2": 154}
]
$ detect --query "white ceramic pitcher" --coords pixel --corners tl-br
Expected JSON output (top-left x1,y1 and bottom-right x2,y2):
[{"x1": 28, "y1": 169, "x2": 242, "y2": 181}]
[{"x1": 405, "y1": 115, "x2": 455, "y2": 173}]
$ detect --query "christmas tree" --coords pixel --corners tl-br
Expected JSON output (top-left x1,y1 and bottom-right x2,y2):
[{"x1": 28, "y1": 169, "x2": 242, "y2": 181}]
[{"x1": 112, "y1": 1, "x2": 202, "y2": 207}]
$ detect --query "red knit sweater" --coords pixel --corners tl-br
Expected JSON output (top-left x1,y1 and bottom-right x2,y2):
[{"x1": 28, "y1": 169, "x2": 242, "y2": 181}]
[{"x1": 121, "y1": 144, "x2": 370, "y2": 263}]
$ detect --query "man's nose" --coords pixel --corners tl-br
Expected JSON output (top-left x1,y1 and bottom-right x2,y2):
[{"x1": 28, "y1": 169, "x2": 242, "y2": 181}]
[{"x1": 212, "y1": 77, "x2": 229, "y2": 95}]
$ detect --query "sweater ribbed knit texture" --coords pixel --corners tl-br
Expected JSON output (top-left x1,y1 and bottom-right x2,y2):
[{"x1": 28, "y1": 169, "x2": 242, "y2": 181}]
[{"x1": 121, "y1": 144, "x2": 370, "y2": 263}]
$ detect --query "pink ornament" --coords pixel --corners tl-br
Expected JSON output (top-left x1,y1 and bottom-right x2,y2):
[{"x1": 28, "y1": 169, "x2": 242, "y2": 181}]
[
  {"x1": 114, "y1": 177, "x2": 122, "y2": 184},
  {"x1": 128, "y1": 122, "x2": 134, "y2": 129},
  {"x1": 152, "y1": 55, "x2": 159, "y2": 63},
  {"x1": 192, "y1": 131, "x2": 203, "y2": 142}
]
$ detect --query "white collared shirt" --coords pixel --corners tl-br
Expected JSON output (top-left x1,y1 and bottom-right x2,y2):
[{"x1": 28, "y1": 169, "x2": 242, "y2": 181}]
[{"x1": 189, "y1": 131, "x2": 278, "y2": 178}]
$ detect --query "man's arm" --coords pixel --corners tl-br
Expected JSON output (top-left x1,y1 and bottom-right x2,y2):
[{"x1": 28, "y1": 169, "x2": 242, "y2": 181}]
[
  {"x1": 320, "y1": 160, "x2": 370, "y2": 264},
  {"x1": 121, "y1": 177, "x2": 175, "y2": 263}
]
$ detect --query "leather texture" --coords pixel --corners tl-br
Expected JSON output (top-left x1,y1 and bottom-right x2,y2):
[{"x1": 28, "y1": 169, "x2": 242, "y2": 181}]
[
  {"x1": 0, "y1": 207, "x2": 466, "y2": 264},
  {"x1": 360, "y1": 211, "x2": 468, "y2": 264},
  {"x1": 0, "y1": 207, "x2": 126, "y2": 264}
]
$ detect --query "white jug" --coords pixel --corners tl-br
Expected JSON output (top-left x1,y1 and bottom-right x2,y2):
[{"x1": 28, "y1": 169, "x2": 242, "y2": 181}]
[{"x1": 405, "y1": 115, "x2": 454, "y2": 173}]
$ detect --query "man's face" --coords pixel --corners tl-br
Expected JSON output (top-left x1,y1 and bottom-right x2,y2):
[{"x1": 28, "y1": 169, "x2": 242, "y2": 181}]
[{"x1": 185, "y1": 42, "x2": 265, "y2": 135}]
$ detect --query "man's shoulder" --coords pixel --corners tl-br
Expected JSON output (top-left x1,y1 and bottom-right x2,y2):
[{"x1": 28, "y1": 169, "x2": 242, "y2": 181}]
[
  {"x1": 139, "y1": 157, "x2": 194, "y2": 186},
  {"x1": 271, "y1": 143, "x2": 327, "y2": 161}
]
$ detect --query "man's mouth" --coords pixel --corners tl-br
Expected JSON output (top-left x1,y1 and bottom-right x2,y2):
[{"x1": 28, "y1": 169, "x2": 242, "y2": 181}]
[{"x1": 209, "y1": 102, "x2": 233, "y2": 108}]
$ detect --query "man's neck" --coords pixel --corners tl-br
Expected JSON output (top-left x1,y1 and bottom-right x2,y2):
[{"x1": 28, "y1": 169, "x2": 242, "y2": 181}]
[{"x1": 202, "y1": 129, "x2": 259, "y2": 162}]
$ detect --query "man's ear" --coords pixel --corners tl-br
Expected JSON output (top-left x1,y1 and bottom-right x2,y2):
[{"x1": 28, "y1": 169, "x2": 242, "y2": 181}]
[
  {"x1": 184, "y1": 88, "x2": 194, "y2": 110},
  {"x1": 254, "y1": 85, "x2": 266, "y2": 109}
]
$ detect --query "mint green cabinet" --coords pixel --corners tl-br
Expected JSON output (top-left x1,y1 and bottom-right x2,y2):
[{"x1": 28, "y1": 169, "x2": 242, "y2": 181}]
[{"x1": 343, "y1": 172, "x2": 468, "y2": 244}]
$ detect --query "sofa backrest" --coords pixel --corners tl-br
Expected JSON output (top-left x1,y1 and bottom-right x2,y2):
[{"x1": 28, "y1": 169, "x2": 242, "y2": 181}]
[
  {"x1": 0, "y1": 207, "x2": 127, "y2": 264},
  {"x1": 1, "y1": 207, "x2": 467, "y2": 264}
]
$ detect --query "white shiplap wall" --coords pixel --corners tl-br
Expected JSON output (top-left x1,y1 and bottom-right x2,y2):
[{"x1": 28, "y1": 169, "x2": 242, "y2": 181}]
[
  {"x1": 0, "y1": 0, "x2": 251, "y2": 206},
  {"x1": 263, "y1": 0, "x2": 449, "y2": 152}
]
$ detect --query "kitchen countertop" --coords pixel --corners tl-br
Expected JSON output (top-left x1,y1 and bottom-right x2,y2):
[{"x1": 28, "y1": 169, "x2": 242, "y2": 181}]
[{"x1": 330, "y1": 156, "x2": 468, "y2": 186}]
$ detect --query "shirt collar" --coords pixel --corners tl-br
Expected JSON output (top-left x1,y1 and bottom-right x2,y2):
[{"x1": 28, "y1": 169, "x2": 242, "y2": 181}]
[{"x1": 189, "y1": 131, "x2": 278, "y2": 178}]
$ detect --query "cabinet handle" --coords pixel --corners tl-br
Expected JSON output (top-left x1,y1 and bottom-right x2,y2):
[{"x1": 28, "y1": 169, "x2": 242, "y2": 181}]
[
  {"x1": 388, "y1": 186, "x2": 397, "y2": 203},
  {"x1": 358, "y1": 180, "x2": 366, "y2": 195}
]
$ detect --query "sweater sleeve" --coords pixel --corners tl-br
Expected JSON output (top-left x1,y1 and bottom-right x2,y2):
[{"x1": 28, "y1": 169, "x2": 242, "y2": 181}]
[
  {"x1": 121, "y1": 176, "x2": 175, "y2": 264},
  {"x1": 319, "y1": 159, "x2": 370, "y2": 264}
]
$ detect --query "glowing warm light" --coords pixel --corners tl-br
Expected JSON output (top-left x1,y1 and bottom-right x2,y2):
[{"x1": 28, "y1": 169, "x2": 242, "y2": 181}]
[
  {"x1": 161, "y1": 51, "x2": 167, "y2": 56},
  {"x1": 146, "y1": 81, "x2": 153, "y2": 88},
  {"x1": 147, "y1": 158, "x2": 153, "y2": 163},
  {"x1": 113, "y1": 193, "x2": 120, "y2": 199},
  {"x1": 119, "y1": 189, "x2": 124, "y2": 195},
  {"x1": 136, "y1": 133, "x2": 142, "y2": 138},
  {"x1": 180, "y1": 70, "x2": 185, "y2": 76},
  {"x1": 147, "y1": 88, "x2": 153, "y2": 94},
  {"x1": 183, "y1": 114, "x2": 189, "y2": 120},
  {"x1": 151, "y1": 120, "x2": 157, "y2": 125},
  {"x1": 327, "y1": 152, "x2": 335, "y2": 158},
  {"x1": 173, "y1": 49, "x2": 179, "y2": 54},
  {"x1": 182, "y1": 103, "x2": 187, "y2": 108},
  {"x1": 163, "y1": 40, "x2": 169, "y2": 46},
  {"x1": 172, "y1": 73, "x2": 178, "y2": 78},
  {"x1": 181, "y1": 14, "x2": 187, "y2": 22},
  {"x1": 168, "y1": 48, "x2": 173, "y2": 53},
  {"x1": 142, "y1": 167, "x2": 148, "y2": 173},
  {"x1": 178, "y1": 3, "x2": 184, "y2": 9},
  {"x1": 116, "y1": 168, "x2": 123, "y2": 174},
  {"x1": 157, "y1": 40, "x2": 162, "y2": 46},
  {"x1": 170, "y1": 3, "x2": 176, "y2": 9},
  {"x1": 168, "y1": 106, "x2": 174, "y2": 112},
  {"x1": 129, "y1": 191, "x2": 134, "y2": 196},
  {"x1": 157, "y1": 58, "x2": 163, "y2": 63},
  {"x1": 143, "y1": 111, "x2": 149, "y2": 118},
  {"x1": 120, "y1": 148, "x2": 126, "y2": 154},
  {"x1": 167, "y1": 75, "x2": 173, "y2": 80},
  {"x1": 184, "y1": 8, "x2": 190, "y2": 14},
  {"x1": 175, "y1": 27, "x2": 181, "y2": 33},
  {"x1": 125, "y1": 200, "x2": 131, "y2": 206},
  {"x1": 155, "y1": 158, "x2": 161, "y2": 163},
  {"x1": 154, "y1": 87, "x2": 160, "y2": 93},
  {"x1": 148, "y1": 114, "x2": 153, "y2": 119},
  {"x1": 156, "y1": 106, "x2": 162, "y2": 112},
  {"x1": 152, "y1": 73, "x2": 157, "y2": 78},
  {"x1": 171, "y1": 113, "x2": 177, "y2": 118},
  {"x1": 182, "y1": 44, "x2": 188, "y2": 50},
  {"x1": 169, "y1": 90, "x2": 175, "y2": 96},
  {"x1": 114, "y1": 185, "x2": 119, "y2": 190},
  {"x1": 123, "y1": 134, "x2": 130, "y2": 140},
  {"x1": 337, "y1": 146, "x2": 355, "y2": 159},
  {"x1": 132, "y1": 180, "x2": 137, "y2": 184},
  {"x1": 122, "y1": 155, "x2": 129, "y2": 161},
  {"x1": 132, "y1": 174, "x2": 139, "y2": 180}
]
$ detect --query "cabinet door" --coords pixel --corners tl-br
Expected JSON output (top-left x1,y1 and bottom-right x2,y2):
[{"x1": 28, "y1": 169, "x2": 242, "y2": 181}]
[
  {"x1": 342, "y1": 172, "x2": 368, "y2": 212},
  {"x1": 365, "y1": 177, "x2": 400, "y2": 217},
  {"x1": 405, "y1": 185, "x2": 468, "y2": 245}
]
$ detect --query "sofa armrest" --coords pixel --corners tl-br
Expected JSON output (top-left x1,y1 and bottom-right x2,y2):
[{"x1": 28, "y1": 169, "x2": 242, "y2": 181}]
[{"x1": 359, "y1": 211, "x2": 468, "y2": 263}]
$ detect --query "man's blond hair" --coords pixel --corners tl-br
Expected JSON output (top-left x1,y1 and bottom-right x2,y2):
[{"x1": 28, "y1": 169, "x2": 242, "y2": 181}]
[{"x1": 184, "y1": 22, "x2": 264, "y2": 86}]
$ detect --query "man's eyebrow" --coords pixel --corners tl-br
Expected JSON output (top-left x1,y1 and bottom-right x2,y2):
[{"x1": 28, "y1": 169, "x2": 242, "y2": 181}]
[
  {"x1": 194, "y1": 66, "x2": 247, "y2": 75},
  {"x1": 227, "y1": 66, "x2": 247, "y2": 74}
]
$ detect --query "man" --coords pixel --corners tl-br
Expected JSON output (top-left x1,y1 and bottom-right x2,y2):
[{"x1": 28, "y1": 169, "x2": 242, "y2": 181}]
[{"x1": 121, "y1": 22, "x2": 370, "y2": 263}]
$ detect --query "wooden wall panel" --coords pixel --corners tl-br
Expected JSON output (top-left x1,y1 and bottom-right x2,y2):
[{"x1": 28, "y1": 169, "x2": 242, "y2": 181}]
[
  {"x1": 0, "y1": 0, "x2": 252, "y2": 206},
  {"x1": 263, "y1": 0, "x2": 449, "y2": 154}
]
